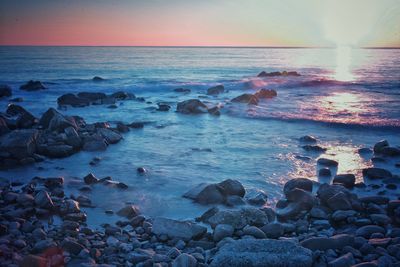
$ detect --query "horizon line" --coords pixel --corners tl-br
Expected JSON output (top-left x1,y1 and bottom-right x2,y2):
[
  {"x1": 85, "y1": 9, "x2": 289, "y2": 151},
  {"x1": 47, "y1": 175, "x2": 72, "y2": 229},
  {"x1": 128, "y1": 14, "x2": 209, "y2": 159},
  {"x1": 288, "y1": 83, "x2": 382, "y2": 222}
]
[{"x1": 0, "y1": 45, "x2": 399, "y2": 49}]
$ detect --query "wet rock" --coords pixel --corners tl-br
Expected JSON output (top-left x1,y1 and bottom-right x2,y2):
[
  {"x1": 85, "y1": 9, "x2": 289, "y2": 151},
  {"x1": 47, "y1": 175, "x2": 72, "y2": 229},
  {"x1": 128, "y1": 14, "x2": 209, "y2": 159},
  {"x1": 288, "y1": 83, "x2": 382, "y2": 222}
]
[
  {"x1": 20, "y1": 80, "x2": 46, "y2": 91},
  {"x1": 38, "y1": 144, "x2": 74, "y2": 158},
  {"x1": 176, "y1": 99, "x2": 208, "y2": 114},
  {"x1": 97, "y1": 128, "x2": 122, "y2": 144},
  {"x1": 363, "y1": 168, "x2": 392, "y2": 179},
  {"x1": 243, "y1": 225, "x2": 266, "y2": 239},
  {"x1": 82, "y1": 137, "x2": 107, "y2": 151},
  {"x1": 92, "y1": 76, "x2": 104, "y2": 81},
  {"x1": 246, "y1": 191, "x2": 268, "y2": 206},
  {"x1": 218, "y1": 179, "x2": 245, "y2": 197},
  {"x1": 319, "y1": 168, "x2": 331, "y2": 177},
  {"x1": 83, "y1": 173, "x2": 99, "y2": 185},
  {"x1": 300, "y1": 234, "x2": 354, "y2": 251},
  {"x1": 373, "y1": 140, "x2": 389, "y2": 154},
  {"x1": 152, "y1": 217, "x2": 207, "y2": 241},
  {"x1": 299, "y1": 135, "x2": 317, "y2": 143},
  {"x1": 333, "y1": 174, "x2": 356, "y2": 188},
  {"x1": 331, "y1": 210, "x2": 357, "y2": 221},
  {"x1": 0, "y1": 117, "x2": 10, "y2": 136},
  {"x1": 302, "y1": 145, "x2": 327, "y2": 152},
  {"x1": 359, "y1": 196, "x2": 389, "y2": 205},
  {"x1": 62, "y1": 240, "x2": 85, "y2": 255},
  {"x1": 283, "y1": 178, "x2": 313, "y2": 197},
  {"x1": 213, "y1": 224, "x2": 234, "y2": 242},
  {"x1": 116, "y1": 205, "x2": 140, "y2": 218},
  {"x1": 231, "y1": 93, "x2": 259, "y2": 105},
  {"x1": 210, "y1": 239, "x2": 312, "y2": 267},
  {"x1": 60, "y1": 199, "x2": 80, "y2": 214},
  {"x1": 57, "y1": 93, "x2": 90, "y2": 107},
  {"x1": 208, "y1": 106, "x2": 221, "y2": 116},
  {"x1": 157, "y1": 103, "x2": 171, "y2": 111},
  {"x1": 358, "y1": 147, "x2": 373, "y2": 154},
  {"x1": 6, "y1": 104, "x2": 37, "y2": 128},
  {"x1": 111, "y1": 91, "x2": 134, "y2": 100},
  {"x1": 257, "y1": 70, "x2": 300, "y2": 77},
  {"x1": 34, "y1": 190, "x2": 54, "y2": 209},
  {"x1": 174, "y1": 88, "x2": 191, "y2": 93},
  {"x1": 317, "y1": 184, "x2": 356, "y2": 209},
  {"x1": 317, "y1": 158, "x2": 338, "y2": 167},
  {"x1": 172, "y1": 253, "x2": 197, "y2": 267},
  {"x1": 0, "y1": 84, "x2": 12, "y2": 98},
  {"x1": 207, "y1": 84, "x2": 225, "y2": 95},
  {"x1": 0, "y1": 129, "x2": 38, "y2": 160},
  {"x1": 254, "y1": 88, "x2": 277, "y2": 99},
  {"x1": 20, "y1": 254, "x2": 47, "y2": 267},
  {"x1": 64, "y1": 127, "x2": 81, "y2": 148},
  {"x1": 381, "y1": 146, "x2": 400, "y2": 157}
]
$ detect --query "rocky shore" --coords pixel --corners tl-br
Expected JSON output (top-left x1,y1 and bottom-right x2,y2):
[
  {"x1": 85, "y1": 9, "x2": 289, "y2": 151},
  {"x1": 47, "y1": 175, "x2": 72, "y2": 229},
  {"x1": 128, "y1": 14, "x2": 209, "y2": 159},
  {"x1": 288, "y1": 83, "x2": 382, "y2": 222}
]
[{"x1": 0, "y1": 76, "x2": 399, "y2": 266}]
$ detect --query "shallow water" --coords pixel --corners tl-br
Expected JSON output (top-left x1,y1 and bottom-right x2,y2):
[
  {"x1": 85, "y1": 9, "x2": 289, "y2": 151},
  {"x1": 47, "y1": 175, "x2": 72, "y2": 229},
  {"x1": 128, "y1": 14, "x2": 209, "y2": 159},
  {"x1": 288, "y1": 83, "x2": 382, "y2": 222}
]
[{"x1": 0, "y1": 46, "x2": 399, "y2": 226}]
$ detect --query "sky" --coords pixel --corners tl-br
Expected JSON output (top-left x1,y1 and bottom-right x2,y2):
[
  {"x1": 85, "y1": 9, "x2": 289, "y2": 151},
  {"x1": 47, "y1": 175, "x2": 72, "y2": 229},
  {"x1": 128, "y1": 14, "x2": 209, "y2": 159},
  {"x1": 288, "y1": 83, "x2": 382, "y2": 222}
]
[{"x1": 0, "y1": 0, "x2": 399, "y2": 47}]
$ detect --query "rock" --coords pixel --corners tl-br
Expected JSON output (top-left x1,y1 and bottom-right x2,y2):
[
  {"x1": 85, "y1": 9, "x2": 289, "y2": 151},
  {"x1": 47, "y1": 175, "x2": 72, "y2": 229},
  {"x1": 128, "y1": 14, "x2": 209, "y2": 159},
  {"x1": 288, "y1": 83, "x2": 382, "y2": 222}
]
[
  {"x1": 59, "y1": 199, "x2": 80, "y2": 214},
  {"x1": 381, "y1": 146, "x2": 400, "y2": 157},
  {"x1": 0, "y1": 117, "x2": 9, "y2": 136},
  {"x1": 310, "y1": 207, "x2": 328, "y2": 219},
  {"x1": 243, "y1": 225, "x2": 266, "y2": 239},
  {"x1": 177, "y1": 99, "x2": 208, "y2": 114},
  {"x1": 20, "y1": 80, "x2": 46, "y2": 91},
  {"x1": 300, "y1": 234, "x2": 354, "y2": 251},
  {"x1": 152, "y1": 217, "x2": 207, "y2": 241},
  {"x1": 62, "y1": 240, "x2": 85, "y2": 255},
  {"x1": 77, "y1": 92, "x2": 107, "y2": 102},
  {"x1": 257, "y1": 71, "x2": 300, "y2": 77},
  {"x1": 57, "y1": 93, "x2": 90, "y2": 107},
  {"x1": 0, "y1": 84, "x2": 12, "y2": 98},
  {"x1": 319, "y1": 168, "x2": 331, "y2": 177},
  {"x1": 116, "y1": 205, "x2": 140, "y2": 218},
  {"x1": 92, "y1": 76, "x2": 104, "y2": 81},
  {"x1": 210, "y1": 239, "x2": 312, "y2": 267},
  {"x1": 20, "y1": 254, "x2": 47, "y2": 267},
  {"x1": 317, "y1": 184, "x2": 355, "y2": 208},
  {"x1": 247, "y1": 191, "x2": 268, "y2": 206},
  {"x1": 205, "y1": 207, "x2": 268, "y2": 229},
  {"x1": 283, "y1": 178, "x2": 313, "y2": 197},
  {"x1": 6, "y1": 104, "x2": 37, "y2": 128},
  {"x1": 231, "y1": 93, "x2": 259, "y2": 105},
  {"x1": 172, "y1": 253, "x2": 197, "y2": 267},
  {"x1": 373, "y1": 140, "x2": 389, "y2": 153},
  {"x1": 261, "y1": 222, "x2": 284, "y2": 239},
  {"x1": 128, "y1": 122, "x2": 145, "y2": 128},
  {"x1": 355, "y1": 225, "x2": 385, "y2": 238},
  {"x1": 39, "y1": 144, "x2": 74, "y2": 158},
  {"x1": 317, "y1": 158, "x2": 338, "y2": 167},
  {"x1": 64, "y1": 127, "x2": 81, "y2": 148},
  {"x1": 299, "y1": 135, "x2": 317, "y2": 143},
  {"x1": 207, "y1": 85, "x2": 225, "y2": 95},
  {"x1": 331, "y1": 210, "x2": 357, "y2": 221},
  {"x1": 116, "y1": 122, "x2": 129, "y2": 133},
  {"x1": 39, "y1": 107, "x2": 63, "y2": 129},
  {"x1": 82, "y1": 138, "x2": 107, "y2": 151},
  {"x1": 213, "y1": 224, "x2": 234, "y2": 242},
  {"x1": 208, "y1": 106, "x2": 221, "y2": 116},
  {"x1": 157, "y1": 103, "x2": 171, "y2": 111},
  {"x1": 83, "y1": 173, "x2": 99, "y2": 184},
  {"x1": 218, "y1": 179, "x2": 246, "y2": 197},
  {"x1": 327, "y1": 192, "x2": 352, "y2": 210},
  {"x1": 34, "y1": 190, "x2": 54, "y2": 209},
  {"x1": 333, "y1": 174, "x2": 356, "y2": 188},
  {"x1": 97, "y1": 128, "x2": 122, "y2": 144},
  {"x1": 111, "y1": 91, "x2": 134, "y2": 100},
  {"x1": 174, "y1": 88, "x2": 191, "y2": 93},
  {"x1": 363, "y1": 168, "x2": 392, "y2": 179},
  {"x1": 183, "y1": 183, "x2": 225, "y2": 204},
  {"x1": 359, "y1": 196, "x2": 389, "y2": 205},
  {"x1": 327, "y1": 252, "x2": 355, "y2": 267},
  {"x1": 302, "y1": 145, "x2": 327, "y2": 152},
  {"x1": 254, "y1": 88, "x2": 277, "y2": 99},
  {"x1": 0, "y1": 129, "x2": 38, "y2": 159}
]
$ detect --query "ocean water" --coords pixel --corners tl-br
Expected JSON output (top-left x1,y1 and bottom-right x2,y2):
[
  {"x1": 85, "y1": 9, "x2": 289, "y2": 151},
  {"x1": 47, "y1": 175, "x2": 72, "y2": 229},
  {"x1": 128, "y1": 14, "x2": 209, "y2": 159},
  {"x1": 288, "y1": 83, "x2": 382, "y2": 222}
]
[{"x1": 0, "y1": 46, "x2": 399, "y2": 226}]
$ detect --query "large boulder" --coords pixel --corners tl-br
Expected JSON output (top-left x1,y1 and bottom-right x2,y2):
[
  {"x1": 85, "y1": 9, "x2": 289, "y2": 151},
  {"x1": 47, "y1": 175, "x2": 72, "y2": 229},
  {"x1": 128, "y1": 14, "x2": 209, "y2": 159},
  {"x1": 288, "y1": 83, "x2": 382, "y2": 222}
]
[
  {"x1": 317, "y1": 184, "x2": 357, "y2": 211},
  {"x1": 64, "y1": 127, "x2": 81, "y2": 148},
  {"x1": 207, "y1": 85, "x2": 225, "y2": 95},
  {"x1": 283, "y1": 178, "x2": 313, "y2": 197},
  {"x1": 0, "y1": 85, "x2": 12, "y2": 98},
  {"x1": 20, "y1": 80, "x2": 46, "y2": 91},
  {"x1": 6, "y1": 104, "x2": 37, "y2": 128},
  {"x1": 0, "y1": 129, "x2": 38, "y2": 159},
  {"x1": 177, "y1": 99, "x2": 208, "y2": 114},
  {"x1": 254, "y1": 88, "x2": 277, "y2": 99},
  {"x1": 210, "y1": 239, "x2": 312, "y2": 267},
  {"x1": 231, "y1": 94, "x2": 258, "y2": 105},
  {"x1": 152, "y1": 217, "x2": 207, "y2": 241},
  {"x1": 38, "y1": 144, "x2": 74, "y2": 158},
  {"x1": 362, "y1": 168, "x2": 392, "y2": 179},
  {"x1": 373, "y1": 140, "x2": 389, "y2": 154}
]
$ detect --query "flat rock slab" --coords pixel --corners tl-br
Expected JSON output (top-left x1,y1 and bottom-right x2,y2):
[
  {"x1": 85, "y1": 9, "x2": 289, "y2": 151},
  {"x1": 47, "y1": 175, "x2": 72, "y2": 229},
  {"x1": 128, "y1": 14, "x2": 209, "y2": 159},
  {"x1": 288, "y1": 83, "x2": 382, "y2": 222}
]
[
  {"x1": 152, "y1": 217, "x2": 207, "y2": 241},
  {"x1": 210, "y1": 239, "x2": 312, "y2": 267}
]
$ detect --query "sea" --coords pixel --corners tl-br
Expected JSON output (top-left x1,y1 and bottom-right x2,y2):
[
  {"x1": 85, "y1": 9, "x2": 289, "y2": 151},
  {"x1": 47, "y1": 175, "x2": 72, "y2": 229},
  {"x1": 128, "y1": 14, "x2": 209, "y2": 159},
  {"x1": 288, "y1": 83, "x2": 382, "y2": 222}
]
[{"x1": 0, "y1": 46, "x2": 399, "y2": 226}]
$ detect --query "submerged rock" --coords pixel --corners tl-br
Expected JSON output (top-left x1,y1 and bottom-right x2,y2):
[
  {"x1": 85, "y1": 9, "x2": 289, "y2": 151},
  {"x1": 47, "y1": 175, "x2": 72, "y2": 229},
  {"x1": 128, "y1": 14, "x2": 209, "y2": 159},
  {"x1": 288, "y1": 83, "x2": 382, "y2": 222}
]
[
  {"x1": 210, "y1": 239, "x2": 312, "y2": 267},
  {"x1": 363, "y1": 168, "x2": 392, "y2": 179},
  {"x1": 0, "y1": 85, "x2": 12, "y2": 98},
  {"x1": 207, "y1": 85, "x2": 225, "y2": 95},
  {"x1": 176, "y1": 99, "x2": 208, "y2": 114},
  {"x1": 92, "y1": 76, "x2": 105, "y2": 81},
  {"x1": 20, "y1": 80, "x2": 46, "y2": 91},
  {"x1": 299, "y1": 135, "x2": 317, "y2": 143},
  {"x1": 231, "y1": 94, "x2": 258, "y2": 105},
  {"x1": 257, "y1": 70, "x2": 300, "y2": 77},
  {"x1": 254, "y1": 88, "x2": 277, "y2": 99},
  {"x1": 174, "y1": 88, "x2": 191, "y2": 93}
]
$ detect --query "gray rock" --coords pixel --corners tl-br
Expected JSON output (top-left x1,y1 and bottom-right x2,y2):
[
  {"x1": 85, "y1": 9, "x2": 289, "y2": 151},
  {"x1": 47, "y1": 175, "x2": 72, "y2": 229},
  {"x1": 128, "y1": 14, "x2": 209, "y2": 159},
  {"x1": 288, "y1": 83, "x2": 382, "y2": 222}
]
[
  {"x1": 183, "y1": 183, "x2": 225, "y2": 205},
  {"x1": 116, "y1": 205, "x2": 140, "y2": 218},
  {"x1": 317, "y1": 158, "x2": 338, "y2": 167},
  {"x1": 83, "y1": 173, "x2": 99, "y2": 184},
  {"x1": 363, "y1": 168, "x2": 392, "y2": 179},
  {"x1": 38, "y1": 144, "x2": 74, "y2": 158},
  {"x1": 213, "y1": 224, "x2": 234, "y2": 242},
  {"x1": 283, "y1": 178, "x2": 313, "y2": 197},
  {"x1": 20, "y1": 254, "x2": 47, "y2": 267},
  {"x1": 82, "y1": 138, "x2": 107, "y2": 151},
  {"x1": 243, "y1": 225, "x2": 266, "y2": 239},
  {"x1": 34, "y1": 190, "x2": 54, "y2": 209},
  {"x1": 300, "y1": 234, "x2": 354, "y2": 251},
  {"x1": 172, "y1": 253, "x2": 197, "y2": 267},
  {"x1": 231, "y1": 93, "x2": 259, "y2": 105},
  {"x1": 205, "y1": 207, "x2": 268, "y2": 229},
  {"x1": 97, "y1": 128, "x2": 122, "y2": 144},
  {"x1": 331, "y1": 210, "x2": 357, "y2": 221},
  {"x1": 210, "y1": 239, "x2": 312, "y2": 267},
  {"x1": 327, "y1": 252, "x2": 354, "y2": 267},
  {"x1": 0, "y1": 84, "x2": 12, "y2": 98},
  {"x1": 62, "y1": 240, "x2": 85, "y2": 255},
  {"x1": 254, "y1": 88, "x2": 277, "y2": 99},
  {"x1": 152, "y1": 217, "x2": 207, "y2": 241},
  {"x1": 0, "y1": 129, "x2": 38, "y2": 159},
  {"x1": 261, "y1": 222, "x2": 284, "y2": 239},
  {"x1": 20, "y1": 80, "x2": 46, "y2": 91},
  {"x1": 333, "y1": 174, "x2": 356, "y2": 188},
  {"x1": 64, "y1": 127, "x2": 81, "y2": 148},
  {"x1": 373, "y1": 140, "x2": 389, "y2": 153},
  {"x1": 176, "y1": 99, "x2": 208, "y2": 114},
  {"x1": 207, "y1": 85, "x2": 225, "y2": 95},
  {"x1": 355, "y1": 225, "x2": 385, "y2": 238},
  {"x1": 218, "y1": 179, "x2": 245, "y2": 197}
]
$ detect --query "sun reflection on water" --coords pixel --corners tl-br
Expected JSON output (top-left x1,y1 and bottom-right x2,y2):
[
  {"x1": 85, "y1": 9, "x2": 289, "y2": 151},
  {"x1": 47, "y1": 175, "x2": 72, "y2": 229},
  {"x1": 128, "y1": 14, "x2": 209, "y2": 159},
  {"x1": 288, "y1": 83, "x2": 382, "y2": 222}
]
[{"x1": 334, "y1": 45, "x2": 354, "y2": 82}]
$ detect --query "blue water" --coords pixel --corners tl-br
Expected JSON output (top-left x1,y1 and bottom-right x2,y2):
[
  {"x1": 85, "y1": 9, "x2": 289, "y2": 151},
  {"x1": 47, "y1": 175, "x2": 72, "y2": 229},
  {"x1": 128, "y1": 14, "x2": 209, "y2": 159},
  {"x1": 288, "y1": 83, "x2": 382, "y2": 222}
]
[{"x1": 0, "y1": 46, "x2": 399, "y2": 226}]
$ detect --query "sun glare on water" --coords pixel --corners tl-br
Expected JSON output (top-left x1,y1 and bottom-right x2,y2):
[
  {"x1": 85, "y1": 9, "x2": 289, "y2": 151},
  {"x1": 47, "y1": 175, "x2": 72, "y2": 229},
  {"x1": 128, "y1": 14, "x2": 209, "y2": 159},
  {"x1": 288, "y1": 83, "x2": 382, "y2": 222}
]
[{"x1": 334, "y1": 45, "x2": 354, "y2": 82}]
